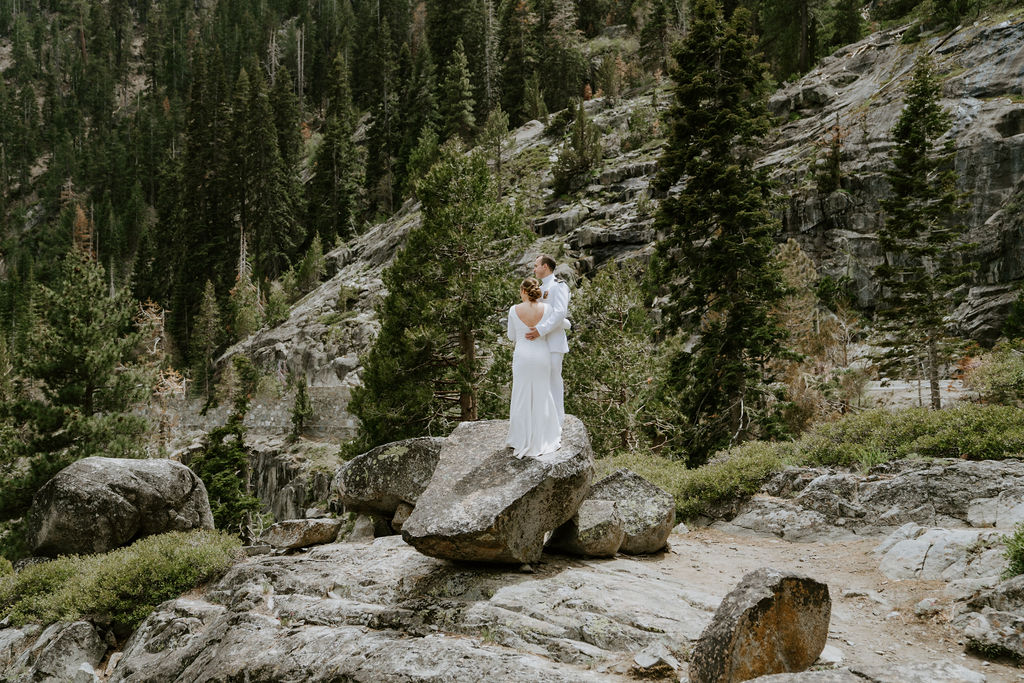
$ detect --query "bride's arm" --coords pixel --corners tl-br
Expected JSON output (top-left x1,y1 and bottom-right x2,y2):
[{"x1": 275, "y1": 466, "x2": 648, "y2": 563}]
[{"x1": 506, "y1": 307, "x2": 515, "y2": 342}]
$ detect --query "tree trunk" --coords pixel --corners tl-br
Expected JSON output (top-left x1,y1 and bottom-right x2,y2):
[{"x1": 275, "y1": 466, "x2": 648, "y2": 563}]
[
  {"x1": 799, "y1": 0, "x2": 810, "y2": 73},
  {"x1": 459, "y1": 326, "x2": 477, "y2": 421},
  {"x1": 927, "y1": 339, "x2": 941, "y2": 410}
]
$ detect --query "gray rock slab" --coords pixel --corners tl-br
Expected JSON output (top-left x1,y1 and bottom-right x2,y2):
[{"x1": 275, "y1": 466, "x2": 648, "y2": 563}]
[
  {"x1": 689, "y1": 567, "x2": 831, "y2": 683},
  {"x1": 751, "y1": 661, "x2": 986, "y2": 682},
  {"x1": 875, "y1": 524, "x2": 1005, "y2": 581},
  {"x1": 712, "y1": 496, "x2": 854, "y2": 543},
  {"x1": 402, "y1": 417, "x2": 594, "y2": 563},
  {"x1": 547, "y1": 499, "x2": 624, "y2": 557},
  {"x1": 107, "y1": 537, "x2": 714, "y2": 682},
  {"x1": 26, "y1": 457, "x2": 214, "y2": 556},
  {"x1": 953, "y1": 573, "x2": 1024, "y2": 662},
  {"x1": 0, "y1": 625, "x2": 41, "y2": 669},
  {"x1": 331, "y1": 436, "x2": 445, "y2": 514},
  {"x1": 259, "y1": 518, "x2": 342, "y2": 549},
  {"x1": 586, "y1": 468, "x2": 674, "y2": 554},
  {"x1": 13, "y1": 621, "x2": 107, "y2": 683}
]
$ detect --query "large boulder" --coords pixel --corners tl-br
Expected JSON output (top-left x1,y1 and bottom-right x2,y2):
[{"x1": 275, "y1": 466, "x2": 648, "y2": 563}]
[
  {"x1": 331, "y1": 436, "x2": 445, "y2": 515},
  {"x1": 547, "y1": 499, "x2": 625, "y2": 557},
  {"x1": 586, "y1": 469, "x2": 674, "y2": 554},
  {"x1": 689, "y1": 568, "x2": 831, "y2": 683},
  {"x1": 401, "y1": 416, "x2": 594, "y2": 563},
  {"x1": 26, "y1": 457, "x2": 214, "y2": 556}
]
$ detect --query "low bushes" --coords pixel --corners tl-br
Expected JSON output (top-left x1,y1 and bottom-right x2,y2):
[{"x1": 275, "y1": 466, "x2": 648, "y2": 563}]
[
  {"x1": 0, "y1": 530, "x2": 241, "y2": 631},
  {"x1": 602, "y1": 403, "x2": 1024, "y2": 520}
]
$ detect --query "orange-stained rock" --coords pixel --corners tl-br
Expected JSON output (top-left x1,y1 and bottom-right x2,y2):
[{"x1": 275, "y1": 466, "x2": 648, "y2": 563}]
[{"x1": 689, "y1": 567, "x2": 830, "y2": 683}]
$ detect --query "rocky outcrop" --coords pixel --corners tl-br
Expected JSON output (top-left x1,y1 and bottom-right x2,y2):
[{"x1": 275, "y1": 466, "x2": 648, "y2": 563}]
[
  {"x1": 953, "y1": 573, "x2": 1024, "y2": 662},
  {"x1": 689, "y1": 568, "x2": 831, "y2": 683},
  {"x1": 26, "y1": 457, "x2": 214, "y2": 556},
  {"x1": 401, "y1": 417, "x2": 594, "y2": 563},
  {"x1": 874, "y1": 523, "x2": 1005, "y2": 581},
  {"x1": 547, "y1": 499, "x2": 625, "y2": 557},
  {"x1": 259, "y1": 518, "x2": 343, "y2": 549},
  {"x1": 9, "y1": 621, "x2": 107, "y2": 683},
  {"x1": 586, "y1": 468, "x2": 675, "y2": 554},
  {"x1": 764, "y1": 20, "x2": 1024, "y2": 340},
  {"x1": 105, "y1": 536, "x2": 704, "y2": 681},
  {"x1": 713, "y1": 458, "x2": 1024, "y2": 542},
  {"x1": 330, "y1": 436, "x2": 445, "y2": 514}
]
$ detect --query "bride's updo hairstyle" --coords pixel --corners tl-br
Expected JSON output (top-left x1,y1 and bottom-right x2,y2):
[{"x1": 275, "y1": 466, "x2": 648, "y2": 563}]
[{"x1": 521, "y1": 277, "x2": 542, "y2": 302}]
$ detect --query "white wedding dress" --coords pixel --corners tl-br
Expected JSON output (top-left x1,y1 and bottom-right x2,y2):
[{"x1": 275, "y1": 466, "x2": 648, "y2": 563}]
[{"x1": 505, "y1": 303, "x2": 562, "y2": 458}]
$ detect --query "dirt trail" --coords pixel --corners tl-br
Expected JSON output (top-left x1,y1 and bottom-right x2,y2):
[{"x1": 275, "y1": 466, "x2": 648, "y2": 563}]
[{"x1": 659, "y1": 527, "x2": 1023, "y2": 682}]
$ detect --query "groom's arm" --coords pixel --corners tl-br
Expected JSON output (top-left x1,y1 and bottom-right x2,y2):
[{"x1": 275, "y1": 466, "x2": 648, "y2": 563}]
[{"x1": 533, "y1": 283, "x2": 569, "y2": 337}]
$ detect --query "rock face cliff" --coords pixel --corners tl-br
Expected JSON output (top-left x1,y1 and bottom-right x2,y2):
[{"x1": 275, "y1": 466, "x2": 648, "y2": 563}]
[{"x1": 765, "y1": 17, "x2": 1024, "y2": 341}]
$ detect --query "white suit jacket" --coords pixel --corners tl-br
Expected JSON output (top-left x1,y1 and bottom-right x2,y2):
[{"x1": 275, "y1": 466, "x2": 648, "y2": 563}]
[{"x1": 535, "y1": 275, "x2": 570, "y2": 354}]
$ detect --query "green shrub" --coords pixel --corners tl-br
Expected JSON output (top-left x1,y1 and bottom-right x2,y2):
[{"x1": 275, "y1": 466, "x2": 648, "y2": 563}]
[
  {"x1": 966, "y1": 344, "x2": 1024, "y2": 406},
  {"x1": 599, "y1": 441, "x2": 797, "y2": 520},
  {"x1": 801, "y1": 405, "x2": 1024, "y2": 463},
  {"x1": 0, "y1": 556, "x2": 11, "y2": 576},
  {"x1": 0, "y1": 530, "x2": 241, "y2": 630},
  {"x1": 1004, "y1": 522, "x2": 1024, "y2": 579}
]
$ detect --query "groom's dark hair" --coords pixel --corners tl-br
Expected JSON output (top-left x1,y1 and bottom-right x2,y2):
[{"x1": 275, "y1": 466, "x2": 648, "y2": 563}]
[{"x1": 539, "y1": 255, "x2": 556, "y2": 271}]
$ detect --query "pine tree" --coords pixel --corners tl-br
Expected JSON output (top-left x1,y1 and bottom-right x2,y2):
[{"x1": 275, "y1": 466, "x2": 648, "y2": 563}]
[
  {"x1": 349, "y1": 141, "x2": 529, "y2": 448},
  {"x1": 481, "y1": 106, "x2": 511, "y2": 197},
  {"x1": 873, "y1": 53, "x2": 972, "y2": 410},
  {"x1": 229, "y1": 230, "x2": 263, "y2": 341},
  {"x1": 396, "y1": 43, "x2": 439, "y2": 198},
  {"x1": 829, "y1": 0, "x2": 863, "y2": 48},
  {"x1": 363, "y1": 17, "x2": 400, "y2": 216},
  {"x1": 296, "y1": 232, "x2": 326, "y2": 293},
  {"x1": 0, "y1": 248, "x2": 150, "y2": 522},
  {"x1": 308, "y1": 52, "x2": 361, "y2": 244},
  {"x1": 191, "y1": 280, "x2": 223, "y2": 403},
  {"x1": 270, "y1": 65, "x2": 304, "y2": 177},
  {"x1": 535, "y1": 0, "x2": 587, "y2": 113},
  {"x1": 552, "y1": 99, "x2": 603, "y2": 194},
  {"x1": 650, "y1": 0, "x2": 789, "y2": 465},
  {"x1": 498, "y1": 0, "x2": 540, "y2": 124},
  {"x1": 238, "y1": 68, "x2": 303, "y2": 280},
  {"x1": 439, "y1": 38, "x2": 477, "y2": 143},
  {"x1": 640, "y1": 0, "x2": 673, "y2": 74},
  {"x1": 290, "y1": 379, "x2": 313, "y2": 439}
]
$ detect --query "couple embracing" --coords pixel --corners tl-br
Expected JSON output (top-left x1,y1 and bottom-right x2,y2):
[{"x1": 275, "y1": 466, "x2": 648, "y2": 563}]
[{"x1": 505, "y1": 255, "x2": 571, "y2": 459}]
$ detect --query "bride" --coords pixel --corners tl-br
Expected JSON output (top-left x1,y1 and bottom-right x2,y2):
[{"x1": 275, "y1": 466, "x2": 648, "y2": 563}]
[{"x1": 505, "y1": 277, "x2": 562, "y2": 458}]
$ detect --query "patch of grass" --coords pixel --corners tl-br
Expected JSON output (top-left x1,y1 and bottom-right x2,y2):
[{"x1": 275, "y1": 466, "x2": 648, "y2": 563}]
[
  {"x1": 319, "y1": 310, "x2": 357, "y2": 326},
  {"x1": 965, "y1": 638, "x2": 1023, "y2": 665},
  {"x1": 0, "y1": 530, "x2": 242, "y2": 631},
  {"x1": 1003, "y1": 522, "x2": 1024, "y2": 579}
]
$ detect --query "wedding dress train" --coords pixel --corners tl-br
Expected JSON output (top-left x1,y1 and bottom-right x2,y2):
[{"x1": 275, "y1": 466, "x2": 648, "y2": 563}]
[{"x1": 505, "y1": 303, "x2": 562, "y2": 458}]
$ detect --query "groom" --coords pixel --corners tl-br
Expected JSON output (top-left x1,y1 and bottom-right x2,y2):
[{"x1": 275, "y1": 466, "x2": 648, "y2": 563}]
[{"x1": 526, "y1": 255, "x2": 570, "y2": 425}]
